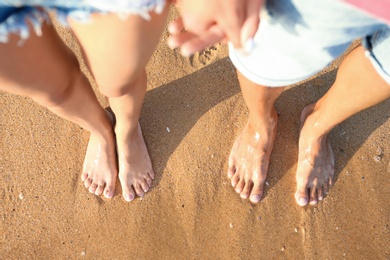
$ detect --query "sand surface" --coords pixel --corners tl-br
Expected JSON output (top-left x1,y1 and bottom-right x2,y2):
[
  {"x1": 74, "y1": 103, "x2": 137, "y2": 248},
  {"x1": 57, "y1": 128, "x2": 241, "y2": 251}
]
[{"x1": 1, "y1": 8, "x2": 389, "y2": 259}]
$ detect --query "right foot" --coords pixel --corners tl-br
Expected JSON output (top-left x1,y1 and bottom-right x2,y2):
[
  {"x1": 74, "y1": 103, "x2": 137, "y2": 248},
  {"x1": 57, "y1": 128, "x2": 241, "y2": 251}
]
[
  {"x1": 81, "y1": 110, "x2": 117, "y2": 198},
  {"x1": 116, "y1": 123, "x2": 154, "y2": 202},
  {"x1": 294, "y1": 103, "x2": 335, "y2": 206},
  {"x1": 227, "y1": 111, "x2": 278, "y2": 203}
]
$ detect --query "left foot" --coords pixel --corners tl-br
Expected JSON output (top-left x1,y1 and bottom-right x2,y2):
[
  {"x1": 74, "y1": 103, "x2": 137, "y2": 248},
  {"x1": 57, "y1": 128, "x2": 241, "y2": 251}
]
[
  {"x1": 295, "y1": 103, "x2": 335, "y2": 206},
  {"x1": 116, "y1": 123, "x2": 154, "y2": 202},
  {"x1": 227, "y1": 110, "x2": 278, "y2": 203}
]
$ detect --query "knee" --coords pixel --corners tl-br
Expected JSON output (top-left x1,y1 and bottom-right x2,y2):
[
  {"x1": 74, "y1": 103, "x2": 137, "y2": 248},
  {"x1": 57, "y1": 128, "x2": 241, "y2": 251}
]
[
  {"x1": 94, "y1": 66, "x2": 146, "y2": 98},
  {"x1": 32, "y1": 69, "x2": 82, "y2": 107}
]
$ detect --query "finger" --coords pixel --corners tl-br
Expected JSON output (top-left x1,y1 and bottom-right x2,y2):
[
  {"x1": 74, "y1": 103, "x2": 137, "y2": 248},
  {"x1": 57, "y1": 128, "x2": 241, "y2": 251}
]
[
  {"x1": 180, "y1": 25, "x2": 226, "y2": 56},
  {"x1": 181, "y1": 12, "x2": 213, "y2": 35},
  {"x1": 168, "y1": 17, "x2": 185, "y2": 36},
  {"x1": 240, "y1": 0, "x2": 263, "y2": 52},
  {"x1": 168, "y1": 30, "x2": 198, "y2": 49},
  {"x1": 218, "y1": 0, "x2": 246, "y2": 48}
]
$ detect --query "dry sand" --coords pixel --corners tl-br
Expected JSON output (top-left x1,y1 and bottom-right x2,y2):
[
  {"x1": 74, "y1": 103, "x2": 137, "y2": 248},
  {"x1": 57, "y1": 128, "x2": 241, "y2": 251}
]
[{"x1": 1, "y1": 8, "x2": 389, "y2": 259}]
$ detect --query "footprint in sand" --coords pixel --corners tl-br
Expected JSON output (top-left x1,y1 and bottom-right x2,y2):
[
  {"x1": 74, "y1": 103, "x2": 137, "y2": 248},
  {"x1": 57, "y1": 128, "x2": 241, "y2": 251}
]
[{"x1": 188, "y1": 45, "x2": 220, "y2": 68}]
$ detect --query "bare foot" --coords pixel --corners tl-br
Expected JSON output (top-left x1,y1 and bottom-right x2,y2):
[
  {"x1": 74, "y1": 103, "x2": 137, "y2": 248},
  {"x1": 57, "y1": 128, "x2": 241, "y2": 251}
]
[
  {"x1": 81, "y1": 110, "x2": 117, "y2": 198},
  {"x1": 295, "y1": 103, "x2": 335, "y2": 206},
  {"x1": 116, "y1": 123, "x2": 154, "y2": 202},
  {"x1": 227, "y1": 111, "x2": 278, "y2": 203}
]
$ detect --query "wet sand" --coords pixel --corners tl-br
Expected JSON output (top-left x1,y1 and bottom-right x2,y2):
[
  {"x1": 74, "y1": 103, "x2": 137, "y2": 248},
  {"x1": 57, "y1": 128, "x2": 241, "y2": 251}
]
[{"x1": 1, "y1": 8, "x2": 389, "y2": 259}]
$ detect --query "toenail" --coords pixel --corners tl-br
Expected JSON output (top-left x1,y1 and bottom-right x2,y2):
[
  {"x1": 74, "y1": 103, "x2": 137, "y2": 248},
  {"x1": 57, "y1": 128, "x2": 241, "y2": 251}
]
[
  {"x1": 298, "y1": 197, "x2": 308, "y2": 206},
  {"x1": 105, "y1": 191, "x2": 113, "y2": 198},
  {"x1": 250, "y1": 195, "x2": 261, "y2": 203},
  {"x1": 240, "y1": 193, "x2": 249, "y2": 199},
  {"x1": 125, "y1": 194, "x2": 134, "y2": 202}
]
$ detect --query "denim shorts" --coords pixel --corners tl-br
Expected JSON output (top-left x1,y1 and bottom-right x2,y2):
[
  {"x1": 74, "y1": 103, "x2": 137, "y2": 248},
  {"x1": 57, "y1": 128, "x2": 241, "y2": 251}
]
[
  {"x1": 0, "y1": 0, "x2": 166, "y2": 43},
  {"x1": 229, "y1": 0, "x2": 390, "y2": 86}
]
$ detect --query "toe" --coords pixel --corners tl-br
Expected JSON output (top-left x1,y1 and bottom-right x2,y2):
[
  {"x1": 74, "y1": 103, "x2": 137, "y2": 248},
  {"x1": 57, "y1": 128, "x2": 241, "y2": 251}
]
[
  {"x1": 145, "y1": 175, "x2": 153, "y2": 187},
  {"x1": 231, "y1": 173, "x2": 240, "y2": 187},
  {"x1": 89, "y1": 182, "x2": 98, "y2": 194},
  {"x1": 249, "y1": 181, "x2": 264, "y2": 203},
  {"x1": 140, "y1": 180, "x2": 150, "y2": 193},
  {"x1": 309, "y1": 187, "x2": 318, "y2": 205},
  {"x1": 104, "y1": 180, "x2": 115, "y2": 199},
  {"x1": 84, "y1": 177, "x2": 93, "y2": 189},
  {"x1": 148, "y1": 170, "x2": 155, "y2": 180},
  {"x1": 94, "y1": 184, "x2": 105, "y2": 196},
  {"x1": 134, "y1": 184, "x2": 145, "y2": 197},
  {"x1": 81, "y1": 171, "x2": 88, "y2": 182},
  {"x1": 235, "y1": 179, "x2": 245, "y2": 194},
  {"x1": 317, "y1": 186, "x2": 324, "y2": 201},
  {"x1": 329, "y1": 177, "x2": 333, "y2": 186},
  {"x1": 122, "y1": 186, "x2": 136, "y2": 202},
  {"x1": 240, "y1": 180, "x2": 253, "y2": 199},
  {"x1": 295, "y1": 184, "x2": 309, "y2": 207},
  {"x1": 323, "y1": 182, "x2": 329, "y2": 195},
  {"x1": 227, "y1": 160, "x2": 236, "y2": 179}
]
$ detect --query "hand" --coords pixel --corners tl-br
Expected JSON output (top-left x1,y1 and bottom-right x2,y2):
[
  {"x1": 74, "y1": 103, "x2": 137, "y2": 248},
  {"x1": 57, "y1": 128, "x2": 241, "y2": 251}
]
[{"x1": 168, "y1": 0, "x2": 264, "y2": 56}]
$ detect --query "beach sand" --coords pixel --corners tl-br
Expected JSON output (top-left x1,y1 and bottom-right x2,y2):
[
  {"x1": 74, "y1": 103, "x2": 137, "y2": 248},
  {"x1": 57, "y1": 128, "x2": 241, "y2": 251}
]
[{"x1": 1, "y1": 8, "x2": 389, "y2": 259}]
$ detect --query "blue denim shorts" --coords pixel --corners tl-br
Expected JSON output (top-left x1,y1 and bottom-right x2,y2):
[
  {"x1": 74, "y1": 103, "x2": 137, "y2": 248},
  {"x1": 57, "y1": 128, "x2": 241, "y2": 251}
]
[
  {"x1": 0, "y1": 0, "x2": 166, "y2": 43},
  {"x1": 229, "y1": 0, "x2": 390, "y2": 86}
]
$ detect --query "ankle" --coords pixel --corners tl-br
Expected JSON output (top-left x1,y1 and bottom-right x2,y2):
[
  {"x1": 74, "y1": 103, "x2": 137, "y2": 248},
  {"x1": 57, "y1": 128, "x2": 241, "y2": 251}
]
[
  {"x1": 89, "y1": 112, "x2": 115, "y2": 140},
  {"x1": 301, "y1": 109, "x2": 331, "y2": 139},
  {"x1": 248, "y1": 109, "x2": 278, "y2": 133},
  {"x1": 114, "y1": 123, "x2": 140, "y2": 141}
]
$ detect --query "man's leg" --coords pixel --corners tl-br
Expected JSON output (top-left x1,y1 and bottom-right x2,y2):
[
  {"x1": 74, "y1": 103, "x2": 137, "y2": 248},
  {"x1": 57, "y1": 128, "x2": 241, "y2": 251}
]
[
  {"x1": 0, "y1": 22, "x2": 117, "y2": 198},
  {"x1": 69, "y1": 6, "x2": 169, "y2": 201},
  {"x1": 296, "y1": 45, "x2": 390, "y2": 206},
  {"x1": 228, "y1": 71, "x2": 284, "y2": 203}
]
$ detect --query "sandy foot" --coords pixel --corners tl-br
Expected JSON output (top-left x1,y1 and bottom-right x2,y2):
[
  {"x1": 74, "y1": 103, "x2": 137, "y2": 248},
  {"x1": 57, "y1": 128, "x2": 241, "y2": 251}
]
[
  {"x1": 81, "y1": 110, "x2": 117, "y2": 198},
  {"x1": 227, "y1": 111, "x2": 278, "y2": 203},
  {"x1": 295, "y1": 103, "x2": 335, "y2": 206},
  {"x1": 116, "y1": 123, "x2": 154, "y2": 202}
]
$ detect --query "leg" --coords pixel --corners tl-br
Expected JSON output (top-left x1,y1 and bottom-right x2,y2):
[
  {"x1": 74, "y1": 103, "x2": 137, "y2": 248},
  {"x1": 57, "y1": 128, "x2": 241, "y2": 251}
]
[
  {"x1": 228, "y1": 71, "x2": 284, "y2": 203},
  {"x1": 69, "y1": 6, "x2": 169, "y2": 201},
  {"x1": 0, "y1": 22, "x2": 117, "y2": 198},
  {"x1": 296, "y1": 45, "x2": 390, "y2": 206}
]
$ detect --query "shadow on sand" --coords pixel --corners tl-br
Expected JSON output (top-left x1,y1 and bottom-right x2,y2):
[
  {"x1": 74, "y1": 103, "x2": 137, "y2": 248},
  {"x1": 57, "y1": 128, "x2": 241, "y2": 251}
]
[{"x1": 140, "y1": 57, "x2": 390, "y2": 198}]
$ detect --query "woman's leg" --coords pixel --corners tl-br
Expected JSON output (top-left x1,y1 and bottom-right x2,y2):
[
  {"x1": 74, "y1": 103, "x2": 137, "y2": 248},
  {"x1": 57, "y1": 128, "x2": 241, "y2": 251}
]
[
  {"x1": 0, "y1": 22, "x2": 117, "y2": 198},
  {"x1": 69, "y1": 5, "x2": 169, "y2": 201},
  {"x1": 296, "y1": 45, "x2": 390, "y2": 206}
]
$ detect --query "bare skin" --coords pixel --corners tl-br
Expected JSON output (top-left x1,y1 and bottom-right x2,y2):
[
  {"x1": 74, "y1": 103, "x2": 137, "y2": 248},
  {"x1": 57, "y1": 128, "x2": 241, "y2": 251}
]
[
  {"x1": 0, "y1": 23, "x2": 118, "y2": 198},
  {"x1": 81, "y1": 110, "x2": 117, "y2": 198},
  {"x1": 295, "y1": 103, "x2": 334, "y2": 206},
  {"x1": 227, "y1": 71, "x2": 284, "y2": 203},
  {"x1": 294, "y1": 46, "x2": 390, "y2": 206},
  {"x1": 2, "y1": 6, "x2": 169, "y2": 201},
  {"x1": 109, "y1": 72, "x2": 155, "y2": 201},
  {"x1": 228, "y1": 114, "x2": 278, "y2": 203},
  {"x1": 69, "y1": 7, "x2": 169, "y2": 201},
  {"x1": 228, "y1": 46, "x2": 390, "y2": 206},
  {"x1": 169, "y1": 0, "x2": 264, "y2": 54},
  {"x1": 116, "y1": 124, "x2": 154, "y2": 200}
]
